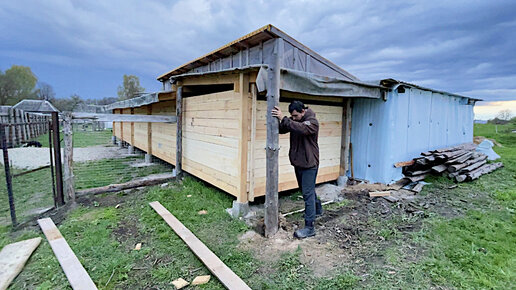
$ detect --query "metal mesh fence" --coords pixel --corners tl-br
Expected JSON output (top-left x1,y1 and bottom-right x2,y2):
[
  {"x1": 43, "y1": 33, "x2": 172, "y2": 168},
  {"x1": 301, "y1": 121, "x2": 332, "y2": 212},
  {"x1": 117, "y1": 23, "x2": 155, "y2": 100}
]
[
  {"x1": 71, "y1": 120, "x2": 172, "y2": 195},
  {"x1": 1, "y1": 120, "x2": 55, "y2": 226}
]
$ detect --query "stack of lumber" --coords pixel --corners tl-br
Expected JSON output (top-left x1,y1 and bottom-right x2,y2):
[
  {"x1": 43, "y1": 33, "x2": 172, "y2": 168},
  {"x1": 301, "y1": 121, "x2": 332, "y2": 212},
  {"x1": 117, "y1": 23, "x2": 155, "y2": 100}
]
[{"x1": 401, "y1": 143, "x2": 503, "y2": 183}]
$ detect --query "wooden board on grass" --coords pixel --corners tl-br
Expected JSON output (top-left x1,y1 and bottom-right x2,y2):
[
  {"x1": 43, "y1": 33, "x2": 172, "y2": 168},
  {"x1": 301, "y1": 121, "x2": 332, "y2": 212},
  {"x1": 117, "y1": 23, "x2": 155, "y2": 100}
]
[
  {"x1": 149, "y1": 201, "x2": 251, "y2": 290},
  {"x1": 0, "y1": 237, "x2": 41, "y2": 290},
  {"x1": 37, "y1": 218, "x2": 97, "y2": 290}
]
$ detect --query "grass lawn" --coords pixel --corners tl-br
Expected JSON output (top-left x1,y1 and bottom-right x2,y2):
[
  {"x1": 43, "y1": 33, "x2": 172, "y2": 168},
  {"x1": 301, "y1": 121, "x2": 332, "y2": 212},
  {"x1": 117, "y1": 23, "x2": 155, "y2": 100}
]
[
  {"x1": 0, "y1": 156, "x2": 171, "y2": 226},
  {"x1": 0, "y1": 123, "x2": 514, "y2": 289}
]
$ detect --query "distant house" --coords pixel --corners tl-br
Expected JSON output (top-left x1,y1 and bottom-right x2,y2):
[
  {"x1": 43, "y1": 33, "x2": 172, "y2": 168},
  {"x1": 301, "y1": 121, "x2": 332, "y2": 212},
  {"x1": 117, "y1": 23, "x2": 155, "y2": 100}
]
[
  {"x1": 13, "y1": 99, "x2": 59, "y2": 113},
  {"x1": 73, "y1": 103, "x2": 112, "y2": 129}
]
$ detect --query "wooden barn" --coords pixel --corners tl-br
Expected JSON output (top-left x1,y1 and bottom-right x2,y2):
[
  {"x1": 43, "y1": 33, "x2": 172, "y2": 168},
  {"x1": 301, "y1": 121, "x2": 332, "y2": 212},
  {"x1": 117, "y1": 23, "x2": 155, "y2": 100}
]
[
  {"x1": 111, "y1": 25, "x2": 383, "y2": 211},
  {"x1": 110, "y1": 25, "x2": 477, "y2": 233}
]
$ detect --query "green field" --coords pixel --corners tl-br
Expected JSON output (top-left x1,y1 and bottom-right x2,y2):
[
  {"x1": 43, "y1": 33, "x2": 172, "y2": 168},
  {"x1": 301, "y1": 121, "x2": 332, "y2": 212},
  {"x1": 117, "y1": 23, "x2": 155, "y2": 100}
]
[{"x1": 0, "y1": 123, "x2": 514, "y2": 289}]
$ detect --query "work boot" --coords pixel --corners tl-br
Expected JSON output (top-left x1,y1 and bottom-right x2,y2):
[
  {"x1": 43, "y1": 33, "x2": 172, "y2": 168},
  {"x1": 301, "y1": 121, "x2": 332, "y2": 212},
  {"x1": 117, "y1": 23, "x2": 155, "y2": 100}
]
[{"x1": 294, "y1": 220, "x2": 315, "y2": 239}]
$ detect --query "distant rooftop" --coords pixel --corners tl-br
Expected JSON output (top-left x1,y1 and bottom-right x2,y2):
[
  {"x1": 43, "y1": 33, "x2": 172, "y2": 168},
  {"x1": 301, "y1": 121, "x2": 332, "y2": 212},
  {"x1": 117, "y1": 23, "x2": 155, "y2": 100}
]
[{"x1": 13, "y1": 99, "x2": 59, "y2": 113}]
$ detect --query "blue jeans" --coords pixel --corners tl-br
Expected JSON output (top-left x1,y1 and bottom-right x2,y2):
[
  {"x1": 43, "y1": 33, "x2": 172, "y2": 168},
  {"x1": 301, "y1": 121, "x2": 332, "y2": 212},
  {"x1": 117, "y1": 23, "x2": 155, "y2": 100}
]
[{"x1": 294, "y1": 166, "x2": 320, "y2": 223}]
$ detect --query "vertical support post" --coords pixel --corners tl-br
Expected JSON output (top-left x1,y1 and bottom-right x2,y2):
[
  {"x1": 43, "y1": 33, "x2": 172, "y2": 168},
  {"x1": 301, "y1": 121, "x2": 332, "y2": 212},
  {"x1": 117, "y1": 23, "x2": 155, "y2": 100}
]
[
  {"x1": 52, "y1": 112, "x2": 65, "y2": 206},
  {"x1": 16, "y1": 110, "x2": 23, "y2": 143},
  {"x1": 63, "y1": 113, "x2": 75, "y2": 202},
  {"x1": 248, "y1": 83, "x2": 258, "y2": 202},
  {"x1": 48, "y1": 120, "x2": 57, "y2": 207},
  {"x1": 9, "y1": 108, "x2": 15, "y2": 147},
  {"x1": 264, "y1": 38, "x2": 283, "y2": 238},
  {"x1": 128, "y1": 108, "x2": 135, "y2": 154},
  {"x1": 145, "y1": 105, "x2": 153, "y2": 163},
  {"x1": 176, "y1": 86, "x2": 183, "y2": 178},
  {"x1": 340, "y1": 98, "x2": 352, "y2": 176},
  {"x1": 120, "y1": 109, "x2": 124, "y2": 147},
  {"x1": 1, "y1": 125, "x2": 16, "y2": 226},
  {"x1": 237, "y1": 73, "x2": 250, "y2": 204}
]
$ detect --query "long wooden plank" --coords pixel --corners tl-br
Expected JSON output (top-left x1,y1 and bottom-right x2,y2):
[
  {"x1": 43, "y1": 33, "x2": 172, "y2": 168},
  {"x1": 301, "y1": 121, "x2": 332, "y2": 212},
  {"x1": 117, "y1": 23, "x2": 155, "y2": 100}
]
[
  {"x1": 37, "y1": 218, "x2": 97, "y2": 290},
  {"x1": 72, "y1": 112, "x2": 176, "y2": 123},
  {"x1": 149, "y1": 202, "x2": 251, "y2": 290},
  {"x1": 0, "y1": 237, "x2": 41, "y2": 290}
]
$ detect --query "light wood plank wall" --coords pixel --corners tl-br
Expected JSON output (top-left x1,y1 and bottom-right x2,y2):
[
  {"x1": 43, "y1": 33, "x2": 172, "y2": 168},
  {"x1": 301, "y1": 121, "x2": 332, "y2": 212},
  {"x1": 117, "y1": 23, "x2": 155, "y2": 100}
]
[
  {"x1": 121, "y1": 108, "x2": 132, "y2": 143},
  {"x1": 112, "y1": 75, "x2": 342, "y2": 201},
  {"x1": 250, "y1": 101, "x2": 342, "y2": 197}
]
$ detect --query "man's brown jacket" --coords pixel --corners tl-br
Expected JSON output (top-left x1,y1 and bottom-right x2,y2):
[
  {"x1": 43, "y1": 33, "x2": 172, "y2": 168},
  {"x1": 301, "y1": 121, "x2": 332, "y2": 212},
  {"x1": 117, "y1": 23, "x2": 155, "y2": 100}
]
[{"x1": 279, "y1": 108, "x2": 319, "y2": 169}]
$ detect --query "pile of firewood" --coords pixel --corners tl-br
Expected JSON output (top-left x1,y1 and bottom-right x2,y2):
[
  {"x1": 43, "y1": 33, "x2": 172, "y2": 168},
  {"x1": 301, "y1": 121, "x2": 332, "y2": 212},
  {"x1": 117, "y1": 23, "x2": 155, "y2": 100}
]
[{"x1": 401, "y1": 143, "x2": 503, "y2": 183}]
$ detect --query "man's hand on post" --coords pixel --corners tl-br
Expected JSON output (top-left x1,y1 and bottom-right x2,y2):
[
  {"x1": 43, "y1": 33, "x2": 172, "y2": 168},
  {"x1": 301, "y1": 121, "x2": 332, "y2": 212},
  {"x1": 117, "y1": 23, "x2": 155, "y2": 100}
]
[{"x1": 271, "y1": 106, "x2": 283, "y2": 120}]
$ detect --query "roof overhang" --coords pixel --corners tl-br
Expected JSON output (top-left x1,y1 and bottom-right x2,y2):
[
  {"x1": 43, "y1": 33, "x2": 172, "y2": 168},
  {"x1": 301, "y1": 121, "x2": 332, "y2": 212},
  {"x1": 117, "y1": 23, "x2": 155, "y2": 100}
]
[
  {"x1": 157, "y1": 24, "x2": 358, "y2": 82},
  {"x1": 380, "y1": 78, "x2": 482, "y2": 102}
]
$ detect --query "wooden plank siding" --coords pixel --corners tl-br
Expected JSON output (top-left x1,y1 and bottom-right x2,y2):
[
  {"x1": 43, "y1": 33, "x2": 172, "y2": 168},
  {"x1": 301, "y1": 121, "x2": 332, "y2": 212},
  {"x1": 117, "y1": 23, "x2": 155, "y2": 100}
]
[
  {"x1": 133, "y1": 106, "x2": 149, "y2": 150},
  {"x1": 112, "y1": 75, "x2": 343, "y2": 200},
  {"x1": 121, "y1": 108, "x2": 132, "y2": 143},
  {"x1": 251, "y1": 101, "x2": 342, "y2": 197}
]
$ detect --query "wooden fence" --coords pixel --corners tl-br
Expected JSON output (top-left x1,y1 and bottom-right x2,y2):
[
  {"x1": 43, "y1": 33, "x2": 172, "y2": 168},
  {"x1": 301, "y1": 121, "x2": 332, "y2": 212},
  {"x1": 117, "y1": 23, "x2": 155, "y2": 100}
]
[{"x1": 0, "y1": 107, "x2": 52, "y2": 148}]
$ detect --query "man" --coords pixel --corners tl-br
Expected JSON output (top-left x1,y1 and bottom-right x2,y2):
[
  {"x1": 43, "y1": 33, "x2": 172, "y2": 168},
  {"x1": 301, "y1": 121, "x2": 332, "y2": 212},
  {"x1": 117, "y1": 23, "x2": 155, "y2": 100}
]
[{"x1": 272, "y1": 100, "x2": 323, "y2": 239}]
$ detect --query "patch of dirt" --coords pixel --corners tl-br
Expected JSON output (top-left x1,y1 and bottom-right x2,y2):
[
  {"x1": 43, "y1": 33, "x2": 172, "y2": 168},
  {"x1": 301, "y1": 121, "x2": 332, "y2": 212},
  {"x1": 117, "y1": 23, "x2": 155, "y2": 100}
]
[{"x1": 240, "y1": 184, "x2": 438, "y2": 278}]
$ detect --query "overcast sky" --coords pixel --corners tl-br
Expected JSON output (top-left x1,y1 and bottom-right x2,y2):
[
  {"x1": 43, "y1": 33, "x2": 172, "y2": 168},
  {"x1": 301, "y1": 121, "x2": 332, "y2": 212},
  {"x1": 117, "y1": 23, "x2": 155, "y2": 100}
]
[{"x1": 1, "y1": 0, "x2": 515, "y2": 116}]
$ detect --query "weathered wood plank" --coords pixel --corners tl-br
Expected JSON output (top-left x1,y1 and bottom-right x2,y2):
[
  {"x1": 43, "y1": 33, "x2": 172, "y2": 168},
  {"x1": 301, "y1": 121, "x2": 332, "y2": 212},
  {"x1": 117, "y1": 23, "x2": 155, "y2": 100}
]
[
  {"x1": 176, "y1": 85, "x2": 183, "y2": 178},
  {"x1": 238, "y1": 72, "x2": 250, "y2": 203},
  {"x1": 265, "y1": 38, "x2": 282, "y2": 238},
  {"x1": 149, "y1": 202, "x2": 251, "y2": 290},
  {"x1": 63, "y1": 113, "x2": 75, "y2": 202},
  {"x1": 448, "y1": 154, "x2": 487, "y2": 172},
  {"x1": 37, "y1": 218, "x2": 98, "y2": 290},
  {"x1": 467, "y1": 162, "x2": 503, "y2": 180},
  {"x1": 72, "y1": 112, "x2": 177, "y2": 123},
  {"x1": 0, "y1": 237, "x2": 41, "y2": 290},
  {"x1": 394, "y1": 160, "x2": 415, "y2": 168},
  {"x1": 340, "y1": 98, "x2": 352, "y2": 175},
  {"x1": 248, "y1": 84, "x2": 258, "y2": 202},
  {"x1": 77, "y1": 173, "x2": 175, "y2": 196}
]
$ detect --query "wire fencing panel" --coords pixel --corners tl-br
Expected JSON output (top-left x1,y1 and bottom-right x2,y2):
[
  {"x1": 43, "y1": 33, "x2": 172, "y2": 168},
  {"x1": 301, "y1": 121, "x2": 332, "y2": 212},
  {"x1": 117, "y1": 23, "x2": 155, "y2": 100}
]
[
  {"x1": 71, "y1": 120, "x2": 172, "y2": 194},
  {"x1": 0, "y1": 120, "x2": 55, "y2": 226}
]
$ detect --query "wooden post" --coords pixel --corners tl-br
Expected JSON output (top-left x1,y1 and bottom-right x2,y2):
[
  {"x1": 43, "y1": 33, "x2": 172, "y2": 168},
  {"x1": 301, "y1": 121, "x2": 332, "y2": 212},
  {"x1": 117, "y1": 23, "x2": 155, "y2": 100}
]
[
  {"x1": 130, "y1": 108, "x2": 135, "y2": 145},
  {"x1": 52, "y1": 112, "x2": 65, "y2": 206},
  {"x1": 7, "y1": 108, "x2": 13, "y2": 147},
  {"x1": 238, "y1": 73, "x2": 250, "y2": 203},
  {"x1": 264, "y1": 38, "x2": 282, "y2": 238},
  {"x1": 17, "y1": 110, "x2": 25, "y2": 143},
  {"x1": 1, "y1": 125, "x2": 17, "y2": 226},
  {"x1": 120, "y1": 109, "x2": 124, "y2": 145},
  {"x1": 176, "y1": 85, "x2": 183, "y2": 178},
  {"x1": 340, "y1": 99, "x2": 352, "y2": 175},
  {"x1": 63, "y1": 113, "x2": 75, "y2": 202},
  {"x1": 147, "y1": 105, "x2": 152, "y2": 155},
  {"x1": 248, "y1": 83, "x2": 258, "y2": 202}
]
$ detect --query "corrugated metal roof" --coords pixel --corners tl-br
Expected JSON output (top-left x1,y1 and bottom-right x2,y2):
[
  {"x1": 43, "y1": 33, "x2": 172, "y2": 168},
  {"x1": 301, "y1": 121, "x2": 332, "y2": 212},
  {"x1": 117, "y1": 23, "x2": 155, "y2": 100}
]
[{"x1": 380, "y1": 78, "x2": 482, "y2": 102}]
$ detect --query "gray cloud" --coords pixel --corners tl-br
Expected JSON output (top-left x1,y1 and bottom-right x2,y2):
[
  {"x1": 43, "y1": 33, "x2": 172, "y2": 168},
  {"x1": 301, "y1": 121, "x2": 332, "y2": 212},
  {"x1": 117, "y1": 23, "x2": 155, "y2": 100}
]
[{"x1": 0, "y1": 0, "x2": 515, "y2": 101}]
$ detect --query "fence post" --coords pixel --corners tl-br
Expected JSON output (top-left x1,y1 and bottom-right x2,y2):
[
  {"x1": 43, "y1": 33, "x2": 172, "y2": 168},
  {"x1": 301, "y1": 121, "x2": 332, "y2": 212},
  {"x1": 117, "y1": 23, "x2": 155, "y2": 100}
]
[
  {"x1": 63, "y1": 112, "x2": 75, "y2": 202},
  {"x1": 52, "y1": 112, "x2": 65, "y2": 206},
  {"x1": 48, "y1": 120, "x2": 57, "y2": 207},
  {"x1": 176, "y1": 85, "x2": 183, "y2": 178},
  {"x1": 1, "y1": 125, "x2": 16, "y2": 226}
]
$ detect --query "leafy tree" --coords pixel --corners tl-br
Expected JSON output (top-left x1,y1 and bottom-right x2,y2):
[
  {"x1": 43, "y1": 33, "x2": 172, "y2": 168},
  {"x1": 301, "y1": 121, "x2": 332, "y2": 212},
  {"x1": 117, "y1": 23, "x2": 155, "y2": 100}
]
[
  {"x1": 36, "y1": 82, "x2": 56, "y2": 102},
  {"x1": 496, "y1": 109, "x2": 512, "y2": 121},
  {"x1": 0, "y1": 65, "x2": 38, "y2": 105},
  {"x1": 52, "y1": 94, "x2": 84, "y2": 111},
  {"x1": 117, "y1": 74, "x2": 144, "y2": 100}
]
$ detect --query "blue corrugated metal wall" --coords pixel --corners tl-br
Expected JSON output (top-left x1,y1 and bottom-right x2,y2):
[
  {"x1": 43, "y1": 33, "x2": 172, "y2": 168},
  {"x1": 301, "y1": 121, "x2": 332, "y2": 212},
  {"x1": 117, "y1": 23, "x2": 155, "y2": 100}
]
[{"x1": 350, "y1": 87, "x2": 474, "y2": 184}]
